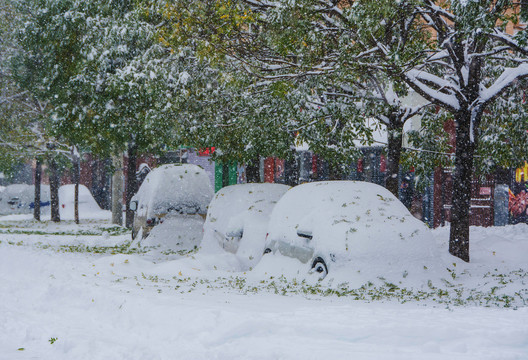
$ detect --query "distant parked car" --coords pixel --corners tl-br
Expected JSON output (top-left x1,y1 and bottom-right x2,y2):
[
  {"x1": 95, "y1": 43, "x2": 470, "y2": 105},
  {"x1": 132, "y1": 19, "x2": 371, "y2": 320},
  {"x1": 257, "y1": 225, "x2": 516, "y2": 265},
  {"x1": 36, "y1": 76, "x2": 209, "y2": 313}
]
[
  {"x1": 58, "y1": 184, "x2": 110, "y2": 220},
  {"x1": 0, "y1": 184, "x2": 50, "y2": 215},
  {"x1": 202, "y1": 183, "x2": 290, "y2": 267},
  {"x1": 264, "y1": 181, "x2": 434, "y2": 279},
  {"x1": 130, "y1": 164, "x2": 214, "y2": 239}
]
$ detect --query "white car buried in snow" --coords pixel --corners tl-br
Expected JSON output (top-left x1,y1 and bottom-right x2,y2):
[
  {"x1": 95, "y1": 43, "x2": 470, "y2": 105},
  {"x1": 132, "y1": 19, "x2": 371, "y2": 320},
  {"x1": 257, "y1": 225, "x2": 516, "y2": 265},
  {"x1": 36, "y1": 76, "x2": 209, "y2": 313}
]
[
  {"x1": 202, "y1": 183, "x2": 290, "y2": 268},
  {"x1": 0, "y1": 184, "x2": 50, "y2": 215},
  {"x1": 263, "y1": 181, "x2": 436, "y2": 279},
  {"x1": 58, "y1": 184, "x2": 110, "y2": 220},
  {"x1": 130, "y1": 164, "x2": 214, "y2": 240}
]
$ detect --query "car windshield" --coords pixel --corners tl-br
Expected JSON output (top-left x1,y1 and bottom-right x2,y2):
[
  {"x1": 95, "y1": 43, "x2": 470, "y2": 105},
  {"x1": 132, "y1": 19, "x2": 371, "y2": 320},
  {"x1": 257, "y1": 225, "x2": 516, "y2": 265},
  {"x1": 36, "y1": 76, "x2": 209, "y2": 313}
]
[{"x1": 135, "y1": 164, "x2": 213, "y2": 217}]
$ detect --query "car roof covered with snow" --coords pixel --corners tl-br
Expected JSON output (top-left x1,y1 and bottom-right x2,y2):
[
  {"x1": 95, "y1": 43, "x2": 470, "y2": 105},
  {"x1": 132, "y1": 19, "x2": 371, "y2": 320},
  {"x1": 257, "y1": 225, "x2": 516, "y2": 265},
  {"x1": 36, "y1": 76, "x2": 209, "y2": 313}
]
[
  {"x1": 133, "y1": 164, "x2": 214, "y2": 217},
  {"x1": 58, "y1": 184, "x2": 110, "y2": 220}
]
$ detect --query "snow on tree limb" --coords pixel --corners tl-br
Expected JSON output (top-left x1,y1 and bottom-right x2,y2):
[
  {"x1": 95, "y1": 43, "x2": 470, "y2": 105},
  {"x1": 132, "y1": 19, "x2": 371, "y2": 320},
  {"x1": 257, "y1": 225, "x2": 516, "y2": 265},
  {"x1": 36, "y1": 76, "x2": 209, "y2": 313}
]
[
  {"x1": 480, "y1": 63, "x2": 528, "y2": 105},
  {"x1": 489, "y1": 29, "x2": 528, "y2": 57},
  {"x1": 404, "y1": 69, "x2": 460, "y2": 112}
]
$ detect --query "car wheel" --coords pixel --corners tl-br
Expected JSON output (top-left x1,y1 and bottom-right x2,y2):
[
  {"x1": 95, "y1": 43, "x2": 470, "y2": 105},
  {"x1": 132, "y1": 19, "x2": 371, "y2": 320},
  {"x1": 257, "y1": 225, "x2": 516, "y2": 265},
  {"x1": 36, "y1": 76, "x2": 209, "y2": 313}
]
[{"x1": 311, "y1": 257, "x2": 328, "y2": 279}]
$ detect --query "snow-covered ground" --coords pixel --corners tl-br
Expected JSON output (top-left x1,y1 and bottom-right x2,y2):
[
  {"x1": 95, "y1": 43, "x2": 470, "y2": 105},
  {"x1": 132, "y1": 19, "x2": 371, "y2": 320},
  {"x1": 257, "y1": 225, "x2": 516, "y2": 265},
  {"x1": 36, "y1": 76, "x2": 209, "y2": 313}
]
[{"x1": 0, "y1": 212, "x2": 527, "y2": 360}]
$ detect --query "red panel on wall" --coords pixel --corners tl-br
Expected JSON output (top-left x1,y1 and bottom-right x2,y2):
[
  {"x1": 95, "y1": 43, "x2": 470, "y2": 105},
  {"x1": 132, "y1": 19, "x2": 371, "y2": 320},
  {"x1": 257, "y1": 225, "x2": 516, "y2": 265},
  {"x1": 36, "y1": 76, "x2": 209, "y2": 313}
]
[
  {"x1": 198, "y1": 147, "x2": 215, "y2": 156},
  {"x1": 380, "y1": 154, "x2": 386, "y2": 173},
  {"x1": 264, "y1": 157, "x2": 275, "y2": 183},
  {"x1": 312, "y1": 154, "x2": 318, "y2": 178}
]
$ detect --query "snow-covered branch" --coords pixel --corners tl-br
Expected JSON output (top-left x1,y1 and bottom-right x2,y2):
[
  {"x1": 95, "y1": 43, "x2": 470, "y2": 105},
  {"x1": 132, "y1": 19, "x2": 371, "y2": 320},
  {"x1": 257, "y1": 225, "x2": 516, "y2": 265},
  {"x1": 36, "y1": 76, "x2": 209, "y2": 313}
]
[
  {"x1": 480, "y1": 63, "x2": 528, "y2": 105},
  {"x1": 404, "y1": 69, "x2": 460, "y2": 112},
  {"x1": 488, "y1": 29, "x2": 528, "y2": 57}
]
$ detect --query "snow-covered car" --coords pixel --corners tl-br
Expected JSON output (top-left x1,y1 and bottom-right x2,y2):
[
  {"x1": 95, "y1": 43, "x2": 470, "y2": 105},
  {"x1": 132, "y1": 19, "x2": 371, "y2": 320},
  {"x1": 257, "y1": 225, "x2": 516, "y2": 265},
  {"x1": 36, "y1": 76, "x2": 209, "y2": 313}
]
[
  {"x1": 0, "y1": 184, "x2": 50, "y2": 215},
  {"x1": 202, "y1": 183, "x2": 290, "y2": 267},
  {"x1": 130, "y1": 164, "x2": 214, "y2": 239},
  {"x1": 264, "y1": 181, "x2": 435, "y2": 279},
  {"x1": 58, "y1": 184, "x2": 110, "y2": 220}
]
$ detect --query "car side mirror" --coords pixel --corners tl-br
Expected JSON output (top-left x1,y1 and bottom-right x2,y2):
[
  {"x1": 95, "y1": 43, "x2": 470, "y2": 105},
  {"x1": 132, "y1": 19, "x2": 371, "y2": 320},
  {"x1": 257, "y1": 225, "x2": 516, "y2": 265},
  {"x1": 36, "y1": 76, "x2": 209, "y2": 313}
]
[
  {"x1": 297, "y1": 228, "x2": 313, "y2": 240},
  {"x1": 129, "y1": 200, "x2": 138, "y2": 211}
]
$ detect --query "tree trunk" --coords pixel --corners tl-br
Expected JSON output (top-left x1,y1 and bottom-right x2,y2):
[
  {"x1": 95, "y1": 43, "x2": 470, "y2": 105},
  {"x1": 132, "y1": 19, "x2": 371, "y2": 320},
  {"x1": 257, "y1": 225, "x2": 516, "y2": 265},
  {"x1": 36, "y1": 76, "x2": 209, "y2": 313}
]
[
  {"x1": 112, "y1": 154, "x2": 124, "y2": 226},
  {"x1": 385, "y1": 122, "x2": 403, "y2": 198},
  {"x1": 448, "y1": 111, "x2": 476, "y2": 262},
  {"x1": 72, "y1": 148, "x2": 80, "y2": 224},
  {"x1": 48, "y1": 156, "x2": 61, "y2": 223},
  {"x1": 34, "y1": 159, "x2": 42, "y2": 221},
  {"x1": 74, "y1": 182, "x2": 79, "y2": 224},
  {"x1": 125, "y1": 142, "x2": 138, "y2": 228}
]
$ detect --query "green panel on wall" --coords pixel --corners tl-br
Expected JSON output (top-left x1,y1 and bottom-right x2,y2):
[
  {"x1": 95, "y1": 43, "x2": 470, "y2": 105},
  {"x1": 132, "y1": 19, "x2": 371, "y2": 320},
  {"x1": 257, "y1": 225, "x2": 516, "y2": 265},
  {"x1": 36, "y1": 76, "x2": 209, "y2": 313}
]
[
  {"x1": 214, "y1": 162, "x2": 223, "y2": 193},
  {"x1": 215, "y1": 161, "x2": 238, "y2": 191}
]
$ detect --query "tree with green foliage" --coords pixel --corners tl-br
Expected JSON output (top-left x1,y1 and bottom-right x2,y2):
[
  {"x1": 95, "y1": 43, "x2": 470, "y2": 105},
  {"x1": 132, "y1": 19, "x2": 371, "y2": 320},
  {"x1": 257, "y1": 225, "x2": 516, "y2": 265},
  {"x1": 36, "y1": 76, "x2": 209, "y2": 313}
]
[
  {"x1": 11, "y1": 0, "x2": 98, "y2": 222},
  {"x1": 1, "y1": 0, "x2": 71, "y2": 221},
  {"x1": 135, "y1": 2, "x2": 316, "y2": 180},
  {"x1": 1, "y1": 0, "x2": 37, "y2": 171},
  {"x1": 403, "y1": 1, "x2": 528, "y2": 261},
  {"x1": 13, "y1": 0, "x2": 181, "y2": 226},
  {"x1": 355, "y1": 0, "x2": 528, "y2": 261},
  {"x1": 144, "y1": 0, "x2": 433, "y2": 195},
  {"x1": 159, "y1": 55, "x2": 308, "y2": 170}
]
